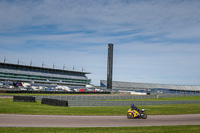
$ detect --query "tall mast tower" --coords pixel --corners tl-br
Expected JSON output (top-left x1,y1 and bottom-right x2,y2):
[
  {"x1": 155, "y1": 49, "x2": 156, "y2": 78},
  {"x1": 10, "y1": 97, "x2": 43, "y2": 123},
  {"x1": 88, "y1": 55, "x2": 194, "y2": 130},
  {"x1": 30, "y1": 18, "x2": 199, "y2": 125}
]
[{"x1": 107, "y1": 43, "x2": 113, "y2": 90}]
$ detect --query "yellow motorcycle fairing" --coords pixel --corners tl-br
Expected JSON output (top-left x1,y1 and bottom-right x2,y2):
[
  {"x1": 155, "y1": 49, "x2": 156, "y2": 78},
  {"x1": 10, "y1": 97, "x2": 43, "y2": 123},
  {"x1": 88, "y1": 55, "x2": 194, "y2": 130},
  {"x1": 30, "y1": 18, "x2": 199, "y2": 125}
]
[{"x1": 127, "y1": 108, "x2": 139, "y2": 118}]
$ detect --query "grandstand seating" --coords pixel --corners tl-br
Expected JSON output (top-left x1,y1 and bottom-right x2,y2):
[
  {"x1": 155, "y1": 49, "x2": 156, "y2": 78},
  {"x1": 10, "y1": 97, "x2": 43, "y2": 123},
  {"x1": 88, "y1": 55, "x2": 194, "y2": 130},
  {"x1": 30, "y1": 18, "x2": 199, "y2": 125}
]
[
  {"x1": 0, "y1": 68, "x2": 87, "y2": 80},
  {"x1": 0, "y1": 63, "x2": 91, "y2": 86}
]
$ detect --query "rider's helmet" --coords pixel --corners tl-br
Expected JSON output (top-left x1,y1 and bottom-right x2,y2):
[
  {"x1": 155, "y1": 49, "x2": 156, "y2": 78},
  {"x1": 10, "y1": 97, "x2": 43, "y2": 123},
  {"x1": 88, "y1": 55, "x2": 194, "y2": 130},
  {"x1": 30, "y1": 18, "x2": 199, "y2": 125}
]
[{"x1": 131, "y1": 104, "x2": 134, "y2": 108}]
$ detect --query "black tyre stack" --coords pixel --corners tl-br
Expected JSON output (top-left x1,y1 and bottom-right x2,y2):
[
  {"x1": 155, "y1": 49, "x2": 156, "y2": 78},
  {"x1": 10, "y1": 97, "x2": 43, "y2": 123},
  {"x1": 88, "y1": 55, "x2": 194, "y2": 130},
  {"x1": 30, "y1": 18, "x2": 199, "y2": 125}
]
[
  {"x1": 13, "y1": 96, "x2": 36, "y2": 102},
  {"x1": 41, "y1": 98, "x2": 68, "y2": 107}
]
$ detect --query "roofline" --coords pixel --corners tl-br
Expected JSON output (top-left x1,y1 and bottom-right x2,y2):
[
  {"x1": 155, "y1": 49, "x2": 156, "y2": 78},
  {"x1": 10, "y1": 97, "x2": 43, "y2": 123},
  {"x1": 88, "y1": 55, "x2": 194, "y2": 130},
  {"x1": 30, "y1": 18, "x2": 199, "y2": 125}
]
[
  {"x1": 0, "y1": 62, "x2": 91, "y2": 74},
  {"x1": 100, "y1": 80, "x2": 200, "y2": 86}
]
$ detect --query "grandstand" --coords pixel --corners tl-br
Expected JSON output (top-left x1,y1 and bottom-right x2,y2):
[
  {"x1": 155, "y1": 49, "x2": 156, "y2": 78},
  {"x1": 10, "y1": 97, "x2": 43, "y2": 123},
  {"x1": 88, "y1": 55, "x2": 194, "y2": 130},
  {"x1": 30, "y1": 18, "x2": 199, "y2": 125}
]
[
  {"x1": 100, "y1": 80, "x2": 200, "y2": 94},
  {"x1": 0, "y1": 62, "x2": 91, "y2": 87}
]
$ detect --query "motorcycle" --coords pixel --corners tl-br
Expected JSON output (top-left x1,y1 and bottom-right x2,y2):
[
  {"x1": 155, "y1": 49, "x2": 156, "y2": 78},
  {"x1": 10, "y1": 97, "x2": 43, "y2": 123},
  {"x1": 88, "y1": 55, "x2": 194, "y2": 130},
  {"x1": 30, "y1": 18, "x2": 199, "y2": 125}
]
[{"x1": 127, "y1": 109, "x2": 147, "y2": 119}]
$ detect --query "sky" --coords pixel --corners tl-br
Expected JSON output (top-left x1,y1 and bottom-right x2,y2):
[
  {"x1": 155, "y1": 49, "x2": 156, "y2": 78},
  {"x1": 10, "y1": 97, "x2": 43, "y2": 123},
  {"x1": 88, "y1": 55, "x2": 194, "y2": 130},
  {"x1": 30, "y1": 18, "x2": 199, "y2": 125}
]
[{"x1": 0, "y1": 0, "x2": 200, "y2": 86}]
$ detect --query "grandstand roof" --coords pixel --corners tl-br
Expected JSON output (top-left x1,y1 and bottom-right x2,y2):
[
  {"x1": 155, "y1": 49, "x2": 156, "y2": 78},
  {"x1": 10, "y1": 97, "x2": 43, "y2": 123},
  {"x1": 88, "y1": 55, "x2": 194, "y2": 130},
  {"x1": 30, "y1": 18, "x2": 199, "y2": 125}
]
[
  {"x1": 0, "y1": 62, "x2": 90, "y2": 74},
  {"x1": 100, "y1": 80, "x2": 200, "y2": 91}
]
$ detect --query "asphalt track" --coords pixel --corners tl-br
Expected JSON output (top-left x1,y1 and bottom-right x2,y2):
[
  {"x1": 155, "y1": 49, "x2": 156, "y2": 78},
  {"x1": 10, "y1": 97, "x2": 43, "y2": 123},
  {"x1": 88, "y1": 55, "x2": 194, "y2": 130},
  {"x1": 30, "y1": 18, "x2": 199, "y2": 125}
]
[{"x1": 0, "y1": 114, "x2": 200, "y2": 127}]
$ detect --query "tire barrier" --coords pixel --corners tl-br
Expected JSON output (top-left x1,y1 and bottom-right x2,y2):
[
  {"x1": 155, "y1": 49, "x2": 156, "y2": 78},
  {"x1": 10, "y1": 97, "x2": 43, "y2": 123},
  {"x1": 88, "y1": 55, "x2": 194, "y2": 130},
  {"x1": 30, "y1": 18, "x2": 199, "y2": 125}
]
[
  {"x1": 41, "y1": 98, "x2": 68, "y2": 107},
  {"x1": 13, "y1": 96, "x2": 35, "y2": 102},
  {"x1": 0, "y1": 90, "x2": 6, "y2": 93}
]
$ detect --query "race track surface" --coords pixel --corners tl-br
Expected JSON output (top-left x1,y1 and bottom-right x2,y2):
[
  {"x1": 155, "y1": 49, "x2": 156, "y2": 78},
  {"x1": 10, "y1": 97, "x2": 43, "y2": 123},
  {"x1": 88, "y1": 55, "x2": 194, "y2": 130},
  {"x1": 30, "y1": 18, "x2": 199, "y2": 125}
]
[{"x1": 0, "y1": 114, "x2": 200, "y2": 127}]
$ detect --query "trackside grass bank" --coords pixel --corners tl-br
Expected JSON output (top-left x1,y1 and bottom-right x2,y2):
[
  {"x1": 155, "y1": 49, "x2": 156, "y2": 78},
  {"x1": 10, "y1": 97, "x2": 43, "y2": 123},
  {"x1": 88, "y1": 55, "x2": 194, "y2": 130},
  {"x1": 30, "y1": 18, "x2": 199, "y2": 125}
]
[
  {"x1": 107, "y1": 96, "x2": 200, "y2": 101},
  {"x1": 0, "y1": 125, "x2": 200, "y2": 133},
  {"x1": 0, "y1": 98, "x2": 200, "y2": 115},
  {"x1": 1, "y1": 93, "x2": 200, "y2": 100}
]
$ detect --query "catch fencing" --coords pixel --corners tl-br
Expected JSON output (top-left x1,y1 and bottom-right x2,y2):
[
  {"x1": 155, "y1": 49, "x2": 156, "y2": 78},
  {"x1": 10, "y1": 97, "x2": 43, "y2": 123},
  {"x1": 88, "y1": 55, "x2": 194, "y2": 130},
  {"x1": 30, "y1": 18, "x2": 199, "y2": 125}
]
[
  {"x1": 67, "y1": 100, "x2": 200, "y2": 107},
  {"x1": 32, "y1": 94, "x2": 200, "y2": 107},
  {"x1": 34, "y1": 93, "x2": 197, "y2": 101}
]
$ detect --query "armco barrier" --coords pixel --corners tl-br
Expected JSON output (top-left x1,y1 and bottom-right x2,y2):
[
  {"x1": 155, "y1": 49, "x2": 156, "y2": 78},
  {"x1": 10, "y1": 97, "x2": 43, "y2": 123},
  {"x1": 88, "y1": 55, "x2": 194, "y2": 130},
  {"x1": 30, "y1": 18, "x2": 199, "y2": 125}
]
[
  {"x1": 41, "y1": 98, "x2": 68, "y2": 107},
  {"x1": 67, "y1": 100, "x2": 200, "y2": 107},
  {"x1": 13, "y1": 96, "x2": 35, "y2": 102},
  {"x1": 34, "y1": 94, "x2": 192, "y2": 101},
  {"x1": 34, "y1": 94, "x2": 200, "y2": 107}
]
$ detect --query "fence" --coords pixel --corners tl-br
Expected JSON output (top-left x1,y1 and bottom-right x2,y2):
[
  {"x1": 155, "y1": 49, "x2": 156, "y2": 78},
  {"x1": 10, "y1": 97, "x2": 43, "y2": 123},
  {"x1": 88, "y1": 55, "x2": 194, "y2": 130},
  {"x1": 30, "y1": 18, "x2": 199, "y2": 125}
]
[
  {"x1": 67, "y1": 100, "x2": 200, "y2": 107},
  {"x1": 34, "y1": 93, "x2": 198, "y2": 101},
  {"x1": 32, "y1": 93, "x2": 200, "y2": 107}
]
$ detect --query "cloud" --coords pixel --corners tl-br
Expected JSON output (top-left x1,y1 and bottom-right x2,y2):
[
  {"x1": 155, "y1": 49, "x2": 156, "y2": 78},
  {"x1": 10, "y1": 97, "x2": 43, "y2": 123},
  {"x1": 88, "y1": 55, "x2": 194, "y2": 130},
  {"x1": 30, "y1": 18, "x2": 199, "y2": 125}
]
[
  {"x1": 0, "y1": 0, "x2": 200, "y2": 85},
  {"x1": 1, "y1": 0, "x2": 200, "y2": 36}
]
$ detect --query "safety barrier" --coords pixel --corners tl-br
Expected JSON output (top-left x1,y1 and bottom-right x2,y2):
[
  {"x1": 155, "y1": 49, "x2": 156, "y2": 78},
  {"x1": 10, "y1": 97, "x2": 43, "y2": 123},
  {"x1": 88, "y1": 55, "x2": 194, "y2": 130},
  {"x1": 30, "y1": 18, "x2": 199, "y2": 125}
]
[
  {"x1": 67, "y1": 100, "x2": 200, "y2": 107},
  {"x1": 34, "y1": 93, "x2": 197, "y2": 101},
  {"x1": 13, "y1": 96, "x2": 35, "y2": 102},
  {"x1": 41, "y1": 98, "x2": 68, "y2": 107},
  {"x1": 32, "y1": 94, "x2": 200, "y2": 107}
]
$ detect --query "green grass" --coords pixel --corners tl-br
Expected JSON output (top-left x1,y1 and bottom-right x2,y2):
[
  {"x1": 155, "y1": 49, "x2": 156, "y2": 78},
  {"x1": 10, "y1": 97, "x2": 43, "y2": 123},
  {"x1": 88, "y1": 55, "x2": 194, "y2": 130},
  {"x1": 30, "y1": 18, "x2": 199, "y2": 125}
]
[
  {"x1": 1, "y1": 93, "x2": 200, "y2": 100},
  {"x1": 0, "y1": 98, "x2": 200, "y2": 115},
  {"x1": 1, "y1": 98, "x2": 200, "y2": 132},
  {"x1": 156, "y1": 96, "x2": 200, "y2": 100},
  {"x1": 0, "y1": 125, "x2": 200, "y2": 133},
  {"x1": 106, "y1": 96, "x2": 200, "y2": 101}
]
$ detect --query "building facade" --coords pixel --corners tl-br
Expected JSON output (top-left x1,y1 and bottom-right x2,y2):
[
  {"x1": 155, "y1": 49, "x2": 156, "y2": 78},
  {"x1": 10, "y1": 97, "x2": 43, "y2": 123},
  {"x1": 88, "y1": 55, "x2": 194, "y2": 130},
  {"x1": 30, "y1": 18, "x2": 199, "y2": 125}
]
[
  {"x1": 0, "y1": 62, "x2": 91, "y2": 87},
  {"x1": 100, "y1": 80, "x2": 200, "y2": 94}
]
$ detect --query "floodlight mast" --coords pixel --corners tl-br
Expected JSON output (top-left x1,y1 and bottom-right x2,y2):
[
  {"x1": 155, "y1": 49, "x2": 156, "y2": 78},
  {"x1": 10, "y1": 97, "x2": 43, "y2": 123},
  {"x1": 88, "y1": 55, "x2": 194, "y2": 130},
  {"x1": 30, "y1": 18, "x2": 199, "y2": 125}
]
[{"x1": 107, "y1": 43, "x2": 113, "y2": 90}]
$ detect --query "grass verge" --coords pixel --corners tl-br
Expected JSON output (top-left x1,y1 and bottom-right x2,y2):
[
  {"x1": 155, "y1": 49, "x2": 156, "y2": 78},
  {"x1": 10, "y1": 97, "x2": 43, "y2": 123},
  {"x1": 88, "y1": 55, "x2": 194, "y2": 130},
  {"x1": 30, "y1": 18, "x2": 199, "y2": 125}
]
[
  {"x1": 0, "y1": 125, "x2": 200, "y2": 133},
  {"x1": 0, "y1": 98, "x2": 200, "y2": 115},
  {"x1": 1, "y1": 93, "x2": 200, "y2": 100},
  {"x1": 106, "y1": 96, "x2": 200, "y2": 101}
]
